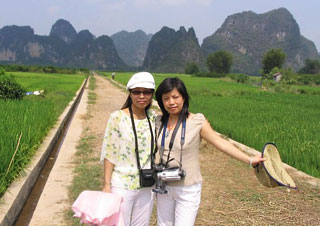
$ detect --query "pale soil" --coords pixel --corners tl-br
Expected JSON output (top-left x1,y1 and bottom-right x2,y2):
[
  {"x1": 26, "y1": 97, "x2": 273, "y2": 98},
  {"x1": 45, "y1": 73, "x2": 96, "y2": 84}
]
[{"x1": 31, "y1": 75, "x2": 320, "y2": 225}]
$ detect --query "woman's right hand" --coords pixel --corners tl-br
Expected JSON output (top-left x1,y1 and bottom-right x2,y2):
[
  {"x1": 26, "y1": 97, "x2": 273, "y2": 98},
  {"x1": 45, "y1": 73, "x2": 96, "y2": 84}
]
[
  {"x1": 102, "y1": 184, "x2": 111, "y2": 193},
  {"x1": 103, "y1": 159, "x2": 114, "y2": 193}
]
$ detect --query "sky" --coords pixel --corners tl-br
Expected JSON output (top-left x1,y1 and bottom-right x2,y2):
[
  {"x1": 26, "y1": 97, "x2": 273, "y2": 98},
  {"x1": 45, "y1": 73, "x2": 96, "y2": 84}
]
[{"x1": 1, "y1": 0, "x2": 319, "y2": 52}]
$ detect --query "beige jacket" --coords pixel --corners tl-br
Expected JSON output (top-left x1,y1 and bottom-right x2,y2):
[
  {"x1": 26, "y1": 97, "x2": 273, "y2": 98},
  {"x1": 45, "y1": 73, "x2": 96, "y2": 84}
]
[{"x1": 155, "y1": 113, "x2": 206, "y2": 186}]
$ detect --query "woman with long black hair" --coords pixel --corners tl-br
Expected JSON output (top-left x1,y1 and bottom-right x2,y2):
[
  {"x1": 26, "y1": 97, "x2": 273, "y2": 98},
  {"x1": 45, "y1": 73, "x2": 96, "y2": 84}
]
[{"x1": 154, "y1": 77, "x2": 265, "y2": 226}]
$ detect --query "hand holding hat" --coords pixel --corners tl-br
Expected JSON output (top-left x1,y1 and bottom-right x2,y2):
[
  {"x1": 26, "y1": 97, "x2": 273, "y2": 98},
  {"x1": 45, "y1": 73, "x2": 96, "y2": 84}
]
[
  {"x1": 254, "y1": 143, "x2": 297, "y2": 189},
  {"x1": 250, "y1": 155, "x2": 267, "y2": 168}
]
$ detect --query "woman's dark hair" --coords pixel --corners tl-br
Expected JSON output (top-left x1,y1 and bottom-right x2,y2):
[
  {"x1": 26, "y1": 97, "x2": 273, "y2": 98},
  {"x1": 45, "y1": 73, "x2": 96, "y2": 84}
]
[
  {"x1": 155, "y1": 77, "x2": 190, "y2": 124},
  {"x1": 121, "y1": 95, "x2": 132, "y2": 110},
  {"x1": 121, "y1": 90, "x2": 154, "y2": 111}
]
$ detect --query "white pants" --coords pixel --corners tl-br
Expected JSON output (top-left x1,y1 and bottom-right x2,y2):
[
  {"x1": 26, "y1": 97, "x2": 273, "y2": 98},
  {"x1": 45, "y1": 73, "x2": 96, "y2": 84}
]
[
  {"x1": 112, "y1": 187, "x2": 154, "y2": 226},
  {"x1": 156, "y1": 183, "x2": 202, "y2": 226}
]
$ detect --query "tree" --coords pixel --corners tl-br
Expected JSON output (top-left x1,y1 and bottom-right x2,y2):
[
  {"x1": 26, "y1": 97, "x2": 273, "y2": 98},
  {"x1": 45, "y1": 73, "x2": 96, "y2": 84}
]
[
  {"x1": 206, "y1": 50, "x2": 233, "y2": 74},
  {"x1": 0, "y1": 69, "x2": 26, "y2": 100},
  {"x1": 262, "y1": 48, "x2": 286, "y2": 75},
  {"x1": 299, "y1": 59, "x2": 320, "y2": 74},
  {"x1": 185, "y1": 62, "x2": 199, "y2": 75},
  {"x1": 0, "y1": 66, "x2": 5, "y2": 76}
]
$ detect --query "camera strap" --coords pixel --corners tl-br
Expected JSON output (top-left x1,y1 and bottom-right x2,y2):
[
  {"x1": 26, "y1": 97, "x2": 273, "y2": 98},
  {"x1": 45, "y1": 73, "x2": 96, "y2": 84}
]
[
  {"x1": 129, "y1": 105, "x2": 154, "y2": 170},
  {"x1": 160, "y1": 114, "x2": 186, "y2": 168}
]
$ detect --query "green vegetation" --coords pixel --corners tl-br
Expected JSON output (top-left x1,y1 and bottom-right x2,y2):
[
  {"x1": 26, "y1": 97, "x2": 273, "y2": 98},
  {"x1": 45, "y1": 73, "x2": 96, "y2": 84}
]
[
  {"x1": 87, "y1": 75, "x2": 97, "y2": 105},
  {"x1": 262, "y1": 48, "x2": 286, "y2": 75},
  {"x1": 13, "y1": 72, "x2": 86, "y2": 113},
  {"x1": 207, "y1": 50, "x2": 233, "y2": 74},
  {"x1": 0, "y1": 64, "x2": 89, "y2": 75},
  {"x1": 106, "y1": 72, "x2": 320, "y2": 178},
  {"x1": 299, "y1": 59, "x2": 320, "y2": 74},
  {"x1": 227, "y1": 73, "x2": 249, "y2": 84},
  {"x1": 0, "y1": 67, "x2": 26, "y2": 100},
  {"x1": 0, "y1": 72, "x2": 85, "y2": 197},
  {"x1": 185, "y1": 62, "x2": 199, "y2": 75}
]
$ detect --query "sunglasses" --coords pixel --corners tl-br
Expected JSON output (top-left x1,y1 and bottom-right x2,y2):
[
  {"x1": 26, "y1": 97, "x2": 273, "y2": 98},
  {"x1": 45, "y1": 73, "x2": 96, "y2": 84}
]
[{"x1": 131, "y1": 90, "x2": 153, "y2": 96}]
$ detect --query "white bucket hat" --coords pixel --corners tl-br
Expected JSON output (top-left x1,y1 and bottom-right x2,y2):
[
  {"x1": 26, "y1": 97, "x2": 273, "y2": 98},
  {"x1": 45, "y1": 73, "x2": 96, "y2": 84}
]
[
  {"x1": 126, "y1": 72, "x2": 155, "y2": 90},
  {"x1": 254, "y1": 143, "x2": 297, "y2": 189}
]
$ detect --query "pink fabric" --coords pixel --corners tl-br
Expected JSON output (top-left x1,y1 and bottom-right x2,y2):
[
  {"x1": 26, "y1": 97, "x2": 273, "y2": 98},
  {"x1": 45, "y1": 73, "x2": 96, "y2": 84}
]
[{"x1": 72, "y1": 190, "x2": 125, "y2": 226}]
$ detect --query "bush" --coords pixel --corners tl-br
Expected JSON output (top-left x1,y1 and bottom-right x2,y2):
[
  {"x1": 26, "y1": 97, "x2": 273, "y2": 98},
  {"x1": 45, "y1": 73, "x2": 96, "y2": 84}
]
[
  {"x1": 299, "y1": 59, "x2": 320, "y2": 74},
  {"x1": 296, "y1": 74, "x2": 320, "y2": 85},
  {"x1": 185, "y1": 62, "x2": 199, "y2": 75},
  {"x1": 0, "y1": 64, "x2": 89, "y2": 75},
  {"x1": 227, "y1": 73, "x2": 249, "y2": 83},
  {"x1": 0, "y1": 66, "x2": 5, "y2": 76},
  {"x1": 262, "y1": 48, "x2": 286, "y2": 75},
  {"x1": 0, "y1": 73, "x2": 26, "y2": 100},
  {"x1": 195, "y1": 71, "x2": 226, "y2": 78},
  {"x1": 43, "y1": 66, "x2": 57, "y2": 73},
  {"x1": 206, "y1": 50, "x2": 233, "y2": 74}
]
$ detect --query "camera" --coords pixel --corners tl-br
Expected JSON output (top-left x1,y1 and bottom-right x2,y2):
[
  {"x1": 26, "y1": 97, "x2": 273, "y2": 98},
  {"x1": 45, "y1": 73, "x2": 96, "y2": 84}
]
[{"x1": 152, "y1": 165, "x2": 186, "y2": 194}]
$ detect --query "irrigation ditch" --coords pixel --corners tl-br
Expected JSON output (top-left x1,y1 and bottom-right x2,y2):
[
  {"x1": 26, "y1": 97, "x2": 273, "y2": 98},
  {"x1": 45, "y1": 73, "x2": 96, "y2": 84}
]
[{"x1": 0, "y1": 77, "x2": 88, "y2": 226}]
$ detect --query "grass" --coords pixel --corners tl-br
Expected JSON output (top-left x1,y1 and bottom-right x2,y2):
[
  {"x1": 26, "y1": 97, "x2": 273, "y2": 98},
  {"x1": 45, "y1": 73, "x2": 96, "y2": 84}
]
[
  {"x1": 0, "y1": 72, "x2": 85, "y2": 197},
  {"x1": 65, "y1": 74, "x2": 103, "y2": 226},
  {"x1": 103, "y1": 72, "x2": 320, "y2": 178},
  {"x1": 13, "y1": 72, "x2": 86, "y2": 114},
  {"x1": 87, "y1": 75, "x2": 97, "y2": 104}
]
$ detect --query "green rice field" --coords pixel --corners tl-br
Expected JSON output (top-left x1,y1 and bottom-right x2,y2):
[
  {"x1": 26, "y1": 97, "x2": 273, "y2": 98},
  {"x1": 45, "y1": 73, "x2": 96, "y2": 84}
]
[
  {"x1": 0, "y1": 72, "x2": 85, "y2": 197},
  {"x1": 107, "y1": 72, "x2": 320, "y2": 178}
]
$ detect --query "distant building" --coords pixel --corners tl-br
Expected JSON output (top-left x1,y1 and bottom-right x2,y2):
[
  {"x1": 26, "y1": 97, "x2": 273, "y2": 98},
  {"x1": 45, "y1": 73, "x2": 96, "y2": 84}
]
[{"x1": 273, "y1": 72, "x2": 282, "y2": 82}]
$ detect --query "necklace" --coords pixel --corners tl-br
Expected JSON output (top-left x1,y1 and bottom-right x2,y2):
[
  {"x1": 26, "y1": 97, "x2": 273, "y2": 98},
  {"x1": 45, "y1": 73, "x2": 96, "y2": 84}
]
[{"x1": 165, "y1": 121, "x2": 177, "y2": 138}]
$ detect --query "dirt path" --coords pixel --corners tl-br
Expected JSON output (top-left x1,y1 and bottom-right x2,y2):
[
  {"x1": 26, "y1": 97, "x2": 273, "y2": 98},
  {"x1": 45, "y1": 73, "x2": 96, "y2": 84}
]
[
  {"x1": 30, "y1": 75, "x2": 320, "y2": 225},
  {"x1": 29, "y1": 75, "x2": 127, "y2": 225}
]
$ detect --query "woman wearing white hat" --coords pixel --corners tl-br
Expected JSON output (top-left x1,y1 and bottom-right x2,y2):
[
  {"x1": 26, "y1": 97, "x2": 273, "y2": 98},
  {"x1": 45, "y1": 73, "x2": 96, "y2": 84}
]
[{"x1": 100, "y1": 72, "x2": 156, "y2": 226}]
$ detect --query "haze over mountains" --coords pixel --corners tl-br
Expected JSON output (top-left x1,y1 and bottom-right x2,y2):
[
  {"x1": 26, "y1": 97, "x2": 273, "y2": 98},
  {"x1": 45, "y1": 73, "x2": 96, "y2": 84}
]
[
  {"x1": 111, "y1": 30, "x2": 152, "y2": 67},
  {"x1": 0, "y1": 8, "x2": 318, "y2": 75}
]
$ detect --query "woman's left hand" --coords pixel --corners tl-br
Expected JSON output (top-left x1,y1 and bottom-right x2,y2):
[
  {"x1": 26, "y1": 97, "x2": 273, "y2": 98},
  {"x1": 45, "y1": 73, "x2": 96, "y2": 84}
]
[{"x1": 250, "y1": 155, "x2": 266, "y2": 167}]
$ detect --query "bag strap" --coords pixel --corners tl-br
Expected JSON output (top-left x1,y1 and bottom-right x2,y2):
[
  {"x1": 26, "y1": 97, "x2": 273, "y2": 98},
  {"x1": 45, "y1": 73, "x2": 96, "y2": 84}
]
[
  {"x1": 160, "y1": 114, "x2": 186, "y2": 168},
  {"x1": 129, "y1": 105, "x2": 154, "y2": 170}
]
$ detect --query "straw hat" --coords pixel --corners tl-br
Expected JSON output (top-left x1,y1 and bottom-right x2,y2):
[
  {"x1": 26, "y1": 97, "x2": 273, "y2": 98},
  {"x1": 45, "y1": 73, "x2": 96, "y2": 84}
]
[{"x1": 254, "y1": 143, "x2": 297, "y2": 189}]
